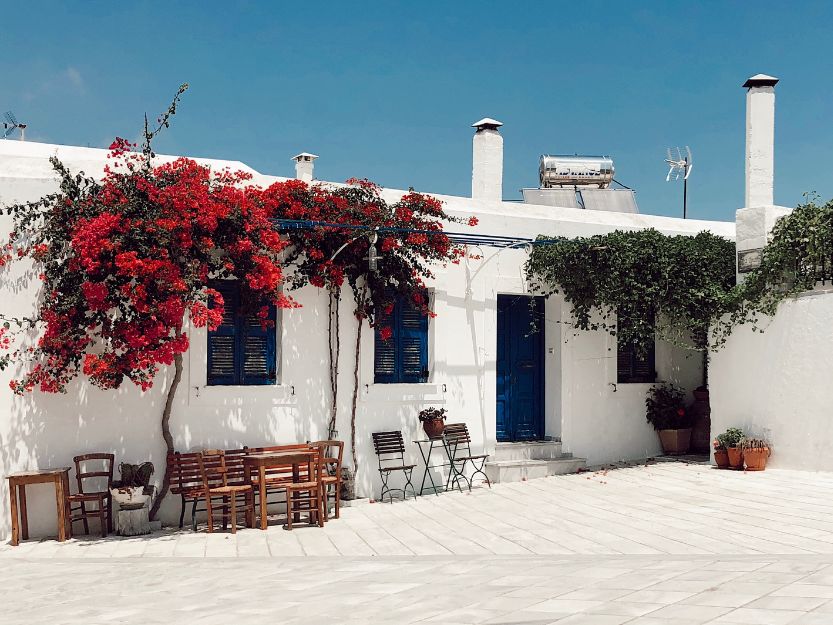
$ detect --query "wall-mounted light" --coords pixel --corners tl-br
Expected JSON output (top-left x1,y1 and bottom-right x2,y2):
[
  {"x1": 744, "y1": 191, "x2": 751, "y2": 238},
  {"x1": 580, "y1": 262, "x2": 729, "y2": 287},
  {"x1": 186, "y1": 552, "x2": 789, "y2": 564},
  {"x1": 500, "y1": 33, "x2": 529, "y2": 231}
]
[{"x1": 365, "y1": 230, "x2": 382, "y2": 273}]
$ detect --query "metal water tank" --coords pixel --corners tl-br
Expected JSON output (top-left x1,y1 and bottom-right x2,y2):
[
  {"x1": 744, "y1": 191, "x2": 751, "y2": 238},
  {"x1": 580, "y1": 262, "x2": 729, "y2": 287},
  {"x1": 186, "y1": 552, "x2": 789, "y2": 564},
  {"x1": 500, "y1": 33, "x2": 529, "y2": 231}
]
[{"x1": 539, "y1": 155, "x2": 615, "y2": 188}]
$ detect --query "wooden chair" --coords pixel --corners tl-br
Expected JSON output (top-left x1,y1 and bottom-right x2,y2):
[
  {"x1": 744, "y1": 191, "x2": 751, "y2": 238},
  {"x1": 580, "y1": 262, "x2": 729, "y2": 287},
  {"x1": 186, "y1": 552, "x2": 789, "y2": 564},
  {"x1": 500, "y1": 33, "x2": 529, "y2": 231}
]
[
  {"x1": 168, "y1": 448, "x2": 248, "y2": 531},
  {"x1": 443, "y1": 423, "x2": 491, "y2": 492},
  {"x1": 196, "y1": 449, "x2": 255, "y2": 533},
  {"x1": 284, "y1": 447, "x2": 324, "y2": 530},
  {"x1": 371, "y1": 431, "x2": 417, "y2": 503},
  {"x1": 66, "y1": 453, "x2": 114, "y2": 538},
  {"x1": 311, "y1": 440, "x2": 344, "y2": 520}
]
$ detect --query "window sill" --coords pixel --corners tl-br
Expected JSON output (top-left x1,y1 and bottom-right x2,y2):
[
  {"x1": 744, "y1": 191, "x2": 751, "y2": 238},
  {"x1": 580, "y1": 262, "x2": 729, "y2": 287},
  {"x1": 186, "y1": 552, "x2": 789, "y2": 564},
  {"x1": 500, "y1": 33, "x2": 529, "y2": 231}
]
[
  {"x1": 361, "y1": 382, "x2": 446, "y2": 404},
  {"x1": 188, "y1": 383, "x2": 297, "y2": 407}
]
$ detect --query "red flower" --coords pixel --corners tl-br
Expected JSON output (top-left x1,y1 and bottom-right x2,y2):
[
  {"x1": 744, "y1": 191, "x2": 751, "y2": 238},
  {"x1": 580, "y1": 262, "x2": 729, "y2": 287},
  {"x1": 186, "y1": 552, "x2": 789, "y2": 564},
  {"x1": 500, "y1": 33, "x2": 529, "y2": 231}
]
[{"x1": 379, "y1": 326, "x2": 393, "y2": 341}]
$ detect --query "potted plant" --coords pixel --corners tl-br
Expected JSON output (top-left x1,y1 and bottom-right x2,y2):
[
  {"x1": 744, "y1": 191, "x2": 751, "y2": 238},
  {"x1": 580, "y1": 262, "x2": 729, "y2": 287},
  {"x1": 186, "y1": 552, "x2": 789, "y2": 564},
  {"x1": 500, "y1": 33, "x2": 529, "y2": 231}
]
[
  {"x1": 742, "y1": 437, "x2": 771, "y2": 471},
  {"x1": 713, "y1": 438, "x2": 730, "y2": 469},
  {"x1": 719, "y1": 428, "x2": 745, "y2": 469},
  {"x1": 645, "y1": 383, "x2": 693, "y2": 455},
  {"x1": 111, "y1": 462, "x2": 155, "y2": 510},
  {"x1": 419, "y1": 407, "x2": 447, "y2": 439}
]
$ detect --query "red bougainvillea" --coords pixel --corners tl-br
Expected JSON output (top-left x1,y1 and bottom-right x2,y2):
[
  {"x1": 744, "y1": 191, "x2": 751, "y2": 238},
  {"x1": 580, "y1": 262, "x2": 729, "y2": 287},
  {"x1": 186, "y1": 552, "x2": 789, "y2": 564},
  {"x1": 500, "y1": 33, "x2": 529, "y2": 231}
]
[{"x1": 3, "y1": 144, "x2": 295, "y2": 394}]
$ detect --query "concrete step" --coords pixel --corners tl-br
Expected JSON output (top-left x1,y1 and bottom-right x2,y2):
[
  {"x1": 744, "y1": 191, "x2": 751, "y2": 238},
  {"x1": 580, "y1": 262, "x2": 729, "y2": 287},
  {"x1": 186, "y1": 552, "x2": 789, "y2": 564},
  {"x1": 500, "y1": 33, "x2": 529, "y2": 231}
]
[
  {"x1": 484, "y1": 457, "x2": 587, "y2": 484},
  {"x1": 493, "y1": 441, "x2": 564, "y2": 461}
]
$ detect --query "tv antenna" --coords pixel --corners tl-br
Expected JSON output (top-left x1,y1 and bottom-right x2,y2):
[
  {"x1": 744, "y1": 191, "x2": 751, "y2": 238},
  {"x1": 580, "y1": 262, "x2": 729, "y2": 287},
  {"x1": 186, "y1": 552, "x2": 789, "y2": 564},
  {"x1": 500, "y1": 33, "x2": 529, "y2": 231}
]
[
  {"x1": 3, "y1": 111, "x2": 27, "y2": 141},
  {"x1": 665, "y1": 146, "x2": 692, "y2": 218}
]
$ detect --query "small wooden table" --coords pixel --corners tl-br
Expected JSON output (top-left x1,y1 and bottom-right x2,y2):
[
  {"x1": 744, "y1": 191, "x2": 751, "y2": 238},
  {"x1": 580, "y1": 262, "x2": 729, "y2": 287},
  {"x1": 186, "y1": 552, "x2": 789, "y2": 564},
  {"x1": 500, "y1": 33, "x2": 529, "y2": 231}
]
[
  {"x1": 243, "y1": 451, "x2": 316, "y2": 530},
  {"x1": 7, "y1": 468, "x2": 72, "y2": 546}
]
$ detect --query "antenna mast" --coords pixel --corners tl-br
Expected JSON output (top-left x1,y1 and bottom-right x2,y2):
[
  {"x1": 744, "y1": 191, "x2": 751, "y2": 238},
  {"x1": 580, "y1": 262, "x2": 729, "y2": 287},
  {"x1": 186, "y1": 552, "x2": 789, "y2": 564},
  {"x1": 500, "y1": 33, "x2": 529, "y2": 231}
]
[
  {"x1": 665, "y1": 146, "x2": 693, "y2": 218},
  {"x1": 3, "y1": 111, "x2": 27, "y2": 141}
]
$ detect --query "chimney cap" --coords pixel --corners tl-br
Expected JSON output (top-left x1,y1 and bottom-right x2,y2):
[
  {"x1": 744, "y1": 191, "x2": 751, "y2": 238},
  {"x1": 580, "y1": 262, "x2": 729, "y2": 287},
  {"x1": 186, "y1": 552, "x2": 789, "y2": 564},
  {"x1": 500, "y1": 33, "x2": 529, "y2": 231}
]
[
  {"x1": 472, "y1": 118, "x2": 503, "y2": 131},
  {"x1": 742, "y1": 74, "x2": 779, "y2": 89},
  {"x1": 291, "y1": 152, "x2": 319, "y2": 162}
]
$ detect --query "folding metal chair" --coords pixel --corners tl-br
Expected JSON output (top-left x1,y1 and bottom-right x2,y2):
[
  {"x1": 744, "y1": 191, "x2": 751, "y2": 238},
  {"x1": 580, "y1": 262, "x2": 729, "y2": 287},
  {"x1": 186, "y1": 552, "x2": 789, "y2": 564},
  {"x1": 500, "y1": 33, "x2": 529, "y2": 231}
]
[
  {"x1": 371, "y1": 431, "x2": 417, "y2": 503},
  {"x1": 443, "y1": 423, "x2": 491, "y2": 492}
]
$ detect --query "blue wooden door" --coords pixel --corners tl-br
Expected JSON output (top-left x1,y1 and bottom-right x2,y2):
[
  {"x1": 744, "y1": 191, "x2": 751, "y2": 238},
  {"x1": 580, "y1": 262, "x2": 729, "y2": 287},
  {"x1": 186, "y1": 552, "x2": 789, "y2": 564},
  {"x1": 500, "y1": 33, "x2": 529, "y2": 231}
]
[{"x1": 496, "y1": 295, "x2": 544, "y2": 442}]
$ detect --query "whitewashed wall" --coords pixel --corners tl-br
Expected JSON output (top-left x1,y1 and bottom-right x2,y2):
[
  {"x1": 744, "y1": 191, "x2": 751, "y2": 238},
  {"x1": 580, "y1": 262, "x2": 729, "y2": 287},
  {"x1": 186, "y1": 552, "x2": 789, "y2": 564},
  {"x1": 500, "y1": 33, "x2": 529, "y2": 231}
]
[
  {"x1": 0, "y1": 141, "x2": 734, "y2": 540},
  {"x1": 710, "y1": 290, "x2": 833, "y2": 470}
]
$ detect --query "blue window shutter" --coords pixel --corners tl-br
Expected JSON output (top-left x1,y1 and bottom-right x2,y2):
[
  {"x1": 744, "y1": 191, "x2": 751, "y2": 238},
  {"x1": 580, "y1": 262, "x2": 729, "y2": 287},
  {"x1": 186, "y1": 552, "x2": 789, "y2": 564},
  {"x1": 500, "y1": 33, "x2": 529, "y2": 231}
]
[
  {"x1": 241, "y1": 305, "x2": 277, "y2": 385},
  {"x1": 207, "y1": 281, "x2": 239, "y2": 386},
  {"x1": 400, "y1": 298, "x2": 428, "y2": 383},
  {"x1": 207, "y1": 280, "x2": 277, "y2": 386},
  {"x1": 374, "y1": 305, "x2": 397, "y2": 383},
  {"x1": 375, "y1": 295, "x2": 428, "y2": 383}
]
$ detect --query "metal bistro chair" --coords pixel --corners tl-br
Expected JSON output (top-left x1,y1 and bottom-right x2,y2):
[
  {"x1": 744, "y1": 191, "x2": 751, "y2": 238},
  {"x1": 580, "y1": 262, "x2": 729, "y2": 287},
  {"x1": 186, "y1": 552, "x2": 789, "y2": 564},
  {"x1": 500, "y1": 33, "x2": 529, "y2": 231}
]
[
  {"x1": 371, "y1": 431, "x2": 417, "y2": 503},
  {"x1": 443, "y1": 423, "x2": 491, "y2": 492},
  {"x1": 66, "y1": 453, "x2": 115, "y2": 538},
  {"x1": 311, "y1": 440, "x2": 344, "y2": 520},
  {"x1": 196, "y1": 449, "x2": 255, "y2": 534}
]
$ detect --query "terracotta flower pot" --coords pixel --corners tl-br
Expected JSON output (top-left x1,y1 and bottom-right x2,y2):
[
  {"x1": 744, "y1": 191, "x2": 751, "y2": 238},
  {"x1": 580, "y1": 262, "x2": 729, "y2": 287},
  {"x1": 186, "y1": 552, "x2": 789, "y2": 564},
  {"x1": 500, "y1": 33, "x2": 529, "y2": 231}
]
[
  {"x1": 727, "y1": 447, "x2": 744, "y2": 469},
  {"x1": 713, "y1": 449, "x2": 730, "y2": 469},
  {"x1": 422, "y1": 418, "x2": 445, "y2": 439},
  {"x1": 743, "y1": 447, "x2": 770, "y2": 471},
  {"x1": 658, "y1": 428, "x2": 692, "y2": 455}
]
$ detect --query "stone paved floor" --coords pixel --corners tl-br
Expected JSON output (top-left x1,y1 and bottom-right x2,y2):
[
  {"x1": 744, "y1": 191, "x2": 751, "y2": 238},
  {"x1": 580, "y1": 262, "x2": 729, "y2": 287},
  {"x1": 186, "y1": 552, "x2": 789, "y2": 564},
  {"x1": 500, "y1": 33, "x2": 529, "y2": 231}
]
[{"x1": 5, "y1": 461, "x2": 833, "y2": 624}]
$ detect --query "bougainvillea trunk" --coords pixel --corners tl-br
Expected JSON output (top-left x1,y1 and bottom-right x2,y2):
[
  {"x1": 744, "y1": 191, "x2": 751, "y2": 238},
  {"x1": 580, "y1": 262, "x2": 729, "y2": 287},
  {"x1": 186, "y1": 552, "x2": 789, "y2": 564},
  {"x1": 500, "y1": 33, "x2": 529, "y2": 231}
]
[
  {"x1": 149, "y1": 351, "x2": 182, "y2": 521},
  {"x1": 327, "y1": 289, "x2": 340, "y2": 439},
  {"x1": 349, "y1": 316, "x2": 363, "y2": 477}
]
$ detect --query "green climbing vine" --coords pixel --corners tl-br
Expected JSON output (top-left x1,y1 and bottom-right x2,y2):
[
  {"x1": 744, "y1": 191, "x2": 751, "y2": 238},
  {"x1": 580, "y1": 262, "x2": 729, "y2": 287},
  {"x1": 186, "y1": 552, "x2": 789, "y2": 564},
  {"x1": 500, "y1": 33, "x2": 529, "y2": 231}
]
[
  {"x1": 721, "y1": 196, "x2": 833, "y2": 337},
  {"x1": 525, "y1": 229, "x2": 736, "y2": 355},
  {"x1": 524, "y1": 197, "x2": 833, "y2": 359}
]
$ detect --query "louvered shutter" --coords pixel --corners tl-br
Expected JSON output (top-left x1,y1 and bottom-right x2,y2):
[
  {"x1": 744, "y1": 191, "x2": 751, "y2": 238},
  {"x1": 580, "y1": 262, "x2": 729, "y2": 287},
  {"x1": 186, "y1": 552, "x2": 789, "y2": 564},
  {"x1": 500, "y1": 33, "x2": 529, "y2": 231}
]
[
  {"x1": 241, "y1": 306, "x2": 277, "y2": 385},
  {"x1": 207, "y1": 281, "x2": 239, "y2": 386},
  {"x1": 400, "y1": 299, "x2": 428, "y2": 383},
  {"x1": 616, "y1": 309, "x2": 656, "y2": 384},
  {"x1": 374, "y1": 305, "x2": 397, "y2": 383}
]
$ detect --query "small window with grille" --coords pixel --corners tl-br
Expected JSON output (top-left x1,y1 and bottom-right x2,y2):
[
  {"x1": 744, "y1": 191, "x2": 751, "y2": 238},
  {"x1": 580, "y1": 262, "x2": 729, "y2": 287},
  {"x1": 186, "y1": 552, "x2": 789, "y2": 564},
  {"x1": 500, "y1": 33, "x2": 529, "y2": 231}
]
[{"x1": 616, "y1": 311, "x2": 656, "y2": 384}]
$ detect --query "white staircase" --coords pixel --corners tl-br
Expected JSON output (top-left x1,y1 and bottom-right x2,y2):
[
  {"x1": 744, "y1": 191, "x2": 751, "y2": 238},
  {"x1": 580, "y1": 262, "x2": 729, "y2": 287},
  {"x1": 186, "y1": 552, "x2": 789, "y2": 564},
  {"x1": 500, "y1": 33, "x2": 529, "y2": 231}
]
[{"x1": 484, "y1": 441, "x2": 586, "y2": 484}]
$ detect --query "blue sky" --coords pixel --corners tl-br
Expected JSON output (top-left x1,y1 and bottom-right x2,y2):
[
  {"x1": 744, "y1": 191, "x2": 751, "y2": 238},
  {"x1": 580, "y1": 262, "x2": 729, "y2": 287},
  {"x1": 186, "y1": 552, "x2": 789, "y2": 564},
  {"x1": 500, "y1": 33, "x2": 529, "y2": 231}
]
[{"x1": 3, "y1": 1, "x2": 832, "y2": 221}]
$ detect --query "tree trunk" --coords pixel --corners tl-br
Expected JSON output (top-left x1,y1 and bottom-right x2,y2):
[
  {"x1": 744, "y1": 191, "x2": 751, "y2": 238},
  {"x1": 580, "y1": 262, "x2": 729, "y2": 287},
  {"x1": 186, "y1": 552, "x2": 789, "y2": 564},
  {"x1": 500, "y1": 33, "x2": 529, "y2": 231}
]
[
  {"x1": 349, "y1": 316, "x2": 363, "y2": 477},
  {"x1": 327, "y1": 289, "x2": 341, "y2": 439},
  {"x1": 149, "y1": 351, "x2": 182, "y2": 521}
]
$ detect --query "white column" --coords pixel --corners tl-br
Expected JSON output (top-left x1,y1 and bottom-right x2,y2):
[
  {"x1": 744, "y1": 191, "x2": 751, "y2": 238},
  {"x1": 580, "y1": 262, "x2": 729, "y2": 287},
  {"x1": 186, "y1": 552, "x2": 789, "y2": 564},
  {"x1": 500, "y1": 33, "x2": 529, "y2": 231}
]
[
  {"x1": 743, "y1": 74, "x2": 778, "y2": 208},
  {"x1": 292, "y1": 152, "x2": 318, "y2": 183},
  {"x1": 471, "y1": 118, "x2": 503, "y2": 201}
]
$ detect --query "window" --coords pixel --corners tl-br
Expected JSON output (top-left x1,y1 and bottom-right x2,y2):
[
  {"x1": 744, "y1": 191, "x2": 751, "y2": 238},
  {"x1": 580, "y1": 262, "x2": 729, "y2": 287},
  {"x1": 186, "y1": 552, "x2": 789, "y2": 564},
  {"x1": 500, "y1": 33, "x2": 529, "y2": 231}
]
[
  {"x1": 207, "y1": 280, "x2": 277, "y2": 386},
  {"x1": 616, "y1": 311, "x2": 656, "y2": 384},
  {"x1": 374, "y1": 294, "x2": 429, "y2": 384}
]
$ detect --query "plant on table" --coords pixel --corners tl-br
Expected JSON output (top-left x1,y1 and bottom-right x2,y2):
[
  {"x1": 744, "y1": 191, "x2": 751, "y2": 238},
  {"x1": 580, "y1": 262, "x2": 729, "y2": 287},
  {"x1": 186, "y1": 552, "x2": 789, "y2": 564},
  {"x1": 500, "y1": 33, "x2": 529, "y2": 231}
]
[
  {"x1": 418, "y1": 406, "x2": 447, "y2": 438},
  {"x1": 645, "y1": 383, "x2": 693, "y2": 455}
]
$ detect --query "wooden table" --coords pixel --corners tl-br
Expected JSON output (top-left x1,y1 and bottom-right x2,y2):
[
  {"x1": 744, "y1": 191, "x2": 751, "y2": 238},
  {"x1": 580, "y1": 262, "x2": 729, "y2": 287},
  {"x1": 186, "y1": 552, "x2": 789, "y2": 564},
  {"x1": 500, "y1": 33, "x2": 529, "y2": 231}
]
[
  {"x1": 7, "y1": 468, "x2": 72, "y2": 546},
  {"x1": 243, "y1": 451, "x2": 316, "y2": 530}
]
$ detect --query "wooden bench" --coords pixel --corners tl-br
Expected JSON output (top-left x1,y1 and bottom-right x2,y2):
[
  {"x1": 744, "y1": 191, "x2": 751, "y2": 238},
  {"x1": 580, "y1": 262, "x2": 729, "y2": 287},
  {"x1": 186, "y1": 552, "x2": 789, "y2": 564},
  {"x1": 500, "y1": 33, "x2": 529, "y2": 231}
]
[{"x1": 168, "y1": 448, "x2": 248, "y2": 531}]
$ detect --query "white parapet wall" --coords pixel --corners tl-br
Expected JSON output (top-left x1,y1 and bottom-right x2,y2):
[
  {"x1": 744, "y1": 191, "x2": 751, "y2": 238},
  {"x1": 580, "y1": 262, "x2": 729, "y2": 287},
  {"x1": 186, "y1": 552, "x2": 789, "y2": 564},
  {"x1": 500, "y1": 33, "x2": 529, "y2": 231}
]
[{"x1": 710, "y1": 290, "x2": 833, "y2": 470}]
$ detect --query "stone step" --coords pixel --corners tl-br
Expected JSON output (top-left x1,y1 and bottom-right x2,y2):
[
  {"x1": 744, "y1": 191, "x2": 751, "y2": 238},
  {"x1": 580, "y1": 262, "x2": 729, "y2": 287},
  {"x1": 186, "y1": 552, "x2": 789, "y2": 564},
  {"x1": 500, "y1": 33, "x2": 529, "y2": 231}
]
[
  {"x1": 484, "y1": 457, "x2": 587, "y2": 484},
  {"x1": 493, "y1": 441, "x2": 564, "y2": 461}
]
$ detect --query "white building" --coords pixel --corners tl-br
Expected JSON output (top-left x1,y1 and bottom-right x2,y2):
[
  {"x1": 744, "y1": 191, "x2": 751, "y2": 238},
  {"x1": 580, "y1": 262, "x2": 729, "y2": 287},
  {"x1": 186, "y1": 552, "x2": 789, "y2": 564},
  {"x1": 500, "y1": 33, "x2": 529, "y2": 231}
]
[{"x1": 1, "y1": 75, "x2": 797, "y2": 541}]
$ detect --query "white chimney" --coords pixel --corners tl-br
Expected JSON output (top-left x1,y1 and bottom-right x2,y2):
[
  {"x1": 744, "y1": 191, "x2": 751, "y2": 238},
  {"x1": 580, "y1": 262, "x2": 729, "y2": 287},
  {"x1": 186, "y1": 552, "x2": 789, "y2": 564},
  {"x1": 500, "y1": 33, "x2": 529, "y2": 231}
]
[
  {"x1": 743, "y1": 74, "x2": 778, "y2": 207},
  {"x1": 471, "y1": 118, "x2": 503, "y2": 201},
  {"x1": 292, "y1": 152, "x2": 318, "y2": 183}
]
